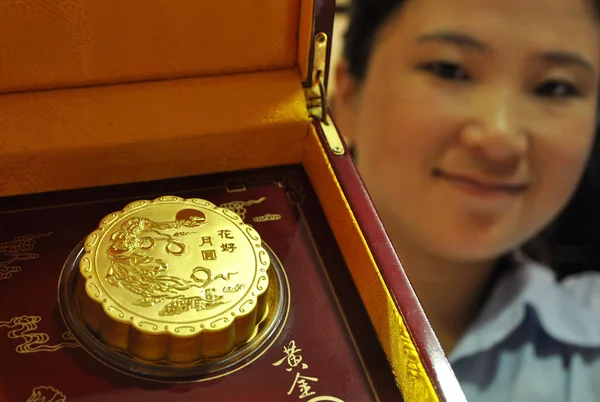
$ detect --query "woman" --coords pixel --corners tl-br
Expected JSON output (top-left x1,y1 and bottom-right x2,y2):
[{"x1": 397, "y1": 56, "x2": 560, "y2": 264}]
[{"x1": 333, "y1": 0, "x2": 600, "y2": 400}]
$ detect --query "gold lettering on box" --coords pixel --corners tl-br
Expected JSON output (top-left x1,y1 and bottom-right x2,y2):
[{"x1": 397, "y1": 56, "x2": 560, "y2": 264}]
[
  {"x1": 289, "y1": 372, "x2": 319, "y2": 399},
  {"x1": 0, "y1": 315, "x2": 79, "y2": 353},
  {"x1": 0, "y1": 233, "x2": 52, "y2": 281},
  {"x1": 26, "y1": 386, "x2": 66, "y2": 402},
  {"x1": 273, "y1": 340, "x2": 345, "y2": 401},
  {"x1": 220, "y1": 197, "x2": 266, "y2": 221}
]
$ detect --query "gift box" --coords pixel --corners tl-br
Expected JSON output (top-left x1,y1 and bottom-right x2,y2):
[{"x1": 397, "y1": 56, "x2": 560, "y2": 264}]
[{"x1": 0, "y1": 1, "x2": 465, "y2": 401}]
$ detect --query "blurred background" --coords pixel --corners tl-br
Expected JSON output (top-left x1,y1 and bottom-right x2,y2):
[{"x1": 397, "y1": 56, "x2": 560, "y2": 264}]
[{"x1": 329, "y1": 1, "x2": 350, "y2": 101}]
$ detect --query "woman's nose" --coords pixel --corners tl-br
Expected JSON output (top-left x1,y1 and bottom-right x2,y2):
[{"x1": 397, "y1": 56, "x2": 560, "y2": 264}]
[{"x1": 459, "y1": 89, "x2": 528, "y2": 173}]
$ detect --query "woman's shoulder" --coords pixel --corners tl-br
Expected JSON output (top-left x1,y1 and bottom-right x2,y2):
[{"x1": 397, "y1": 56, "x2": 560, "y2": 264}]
[
  {"x1": 450, "y1": 257, "x2": 600, "y2": 363},
  {"x1": 523, "y1": 260, "x2": 600, "y2": 348},
  {"x1": 451, "y1": 259, "x2": 600, "y2": 402}
]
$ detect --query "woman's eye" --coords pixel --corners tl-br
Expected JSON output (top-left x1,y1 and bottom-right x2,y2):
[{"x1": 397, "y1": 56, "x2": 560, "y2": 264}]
[
  {"x1": 535, "y1": 80, "x2": 580, "y2": 98},
  {"x1": 420, "y1": 61, "x2": 470, "y2": 81}
]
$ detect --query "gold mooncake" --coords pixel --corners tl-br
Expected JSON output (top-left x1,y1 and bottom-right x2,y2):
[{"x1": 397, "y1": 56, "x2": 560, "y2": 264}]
[{"x1": 77, "y1": 196, "x2": 270, "y2": 364}]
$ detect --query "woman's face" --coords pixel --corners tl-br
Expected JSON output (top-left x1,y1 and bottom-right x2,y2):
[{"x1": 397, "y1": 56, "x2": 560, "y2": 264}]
[{"x1": 335, "y1": 0, "x2": 600, "y2": 263}]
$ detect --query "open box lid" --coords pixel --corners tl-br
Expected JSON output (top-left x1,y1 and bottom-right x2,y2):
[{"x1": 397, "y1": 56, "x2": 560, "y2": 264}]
[
  {"x1": 0, "y1": 0, "x2": 334, "y2": 196},
  {"x1": 0, "y1": 0, "x2": 326, "y2": 93},
  {"x1": 0, "y1": 1, "x2": 466, "y2": 401}
]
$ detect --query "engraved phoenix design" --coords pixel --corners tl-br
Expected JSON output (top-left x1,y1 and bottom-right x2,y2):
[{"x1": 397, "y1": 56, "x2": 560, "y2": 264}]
[{"x1": 104, "y1": 210, "x2": 243, "y2": 316}]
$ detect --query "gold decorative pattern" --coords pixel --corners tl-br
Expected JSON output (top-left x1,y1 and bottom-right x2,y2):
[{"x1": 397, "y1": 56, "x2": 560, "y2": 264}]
[
  {"x1": 0, "y1": 315, "x2": 79, "y2": 353},
  {"x1": 225, "y1": 172, "x2": 305, "y2": 205},
  {"x1": 220, "y1": 197, "x2": 266, "y2": 221},
  {"x1": 0, "y1": 265, "x2": 20, "y2": 280},
  {"x1": 399, "y1": 326, "x2": 428, "y2": 380},
  {"x1": 0, "y1": 233, "x2": 52, "y2": 280},
  {"x1": 253, "y1": 213, "x2": 282, "y2": 223},
  {"x1": 26, "y1": 386, "x2": 67, "y2": 402}
]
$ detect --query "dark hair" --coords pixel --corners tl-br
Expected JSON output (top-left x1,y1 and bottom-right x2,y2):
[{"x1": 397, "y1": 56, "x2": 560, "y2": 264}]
[
  {"x1": 343, "y1": 0, "x2": 600, "y2": 80},
  {"x1": 342, "y1": 0, "x2": 600, "y2": 278},
  {"x1": 343, "y1": 0, "x2": 407, "y2": 80}
]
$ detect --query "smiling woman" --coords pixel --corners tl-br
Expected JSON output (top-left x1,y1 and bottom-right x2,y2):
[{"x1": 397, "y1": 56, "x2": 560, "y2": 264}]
[{"x1": 333, "y1": 0, "x2": 600, "y2": 401}]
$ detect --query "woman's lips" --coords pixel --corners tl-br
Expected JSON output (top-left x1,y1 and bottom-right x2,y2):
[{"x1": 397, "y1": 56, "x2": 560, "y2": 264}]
[{"x1": 432, "y1": 168, "x2": 529, "y2": 195}]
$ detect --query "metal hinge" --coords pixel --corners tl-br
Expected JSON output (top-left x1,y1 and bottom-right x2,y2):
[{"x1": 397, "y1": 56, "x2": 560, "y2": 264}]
[{"x1": 304, "y1": 32, "x2": 346, "y2": 156}]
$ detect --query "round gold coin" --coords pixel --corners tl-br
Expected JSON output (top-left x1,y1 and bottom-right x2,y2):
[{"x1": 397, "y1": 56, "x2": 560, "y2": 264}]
[{"x1": 77, "y1": 196, "x2": 270, "y2": 363}]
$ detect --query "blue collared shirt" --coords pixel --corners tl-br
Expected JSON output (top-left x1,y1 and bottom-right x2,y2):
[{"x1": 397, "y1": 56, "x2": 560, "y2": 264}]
[{"x1": 449, "y1": 257, "x2": 600, "y2": 402}]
